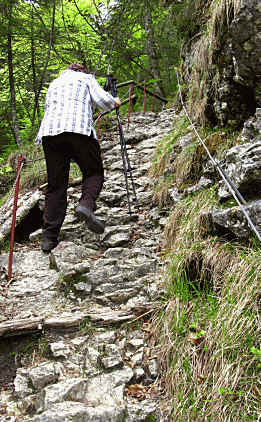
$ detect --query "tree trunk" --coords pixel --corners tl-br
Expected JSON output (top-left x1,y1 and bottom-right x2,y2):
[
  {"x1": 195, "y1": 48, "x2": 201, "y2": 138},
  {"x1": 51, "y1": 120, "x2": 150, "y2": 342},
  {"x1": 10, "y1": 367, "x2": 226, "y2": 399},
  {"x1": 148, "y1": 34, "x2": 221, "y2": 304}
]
[
  {"x1": 7, "y1": 3, "x2": 22, "y2": 147},
  {"x1": 32, "y1": 0, "x2": 56, "y2": 126},
  {"x1": 31, "y1": 6, "x2": 40, "y2": 122},
  {"x1": 144, "y1": 1, "x2": 165, "y2": 97}
]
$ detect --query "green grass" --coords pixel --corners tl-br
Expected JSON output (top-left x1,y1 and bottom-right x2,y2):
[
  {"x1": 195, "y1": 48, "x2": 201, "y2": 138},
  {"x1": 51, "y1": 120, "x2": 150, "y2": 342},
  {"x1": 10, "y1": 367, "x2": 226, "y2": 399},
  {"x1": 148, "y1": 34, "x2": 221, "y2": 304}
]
[
  {"x1": 152, "y1": 234, "x2": 260, "y2": 421},
  {"x1": 148, "y1": 136, "x2": 260, "y2": 422},
  {"x1": 153, "y1": 248, "x2": 260, "y2": 420},
  {"x1": 149, "y1": 114, "x2": 241, "y2": 208}
]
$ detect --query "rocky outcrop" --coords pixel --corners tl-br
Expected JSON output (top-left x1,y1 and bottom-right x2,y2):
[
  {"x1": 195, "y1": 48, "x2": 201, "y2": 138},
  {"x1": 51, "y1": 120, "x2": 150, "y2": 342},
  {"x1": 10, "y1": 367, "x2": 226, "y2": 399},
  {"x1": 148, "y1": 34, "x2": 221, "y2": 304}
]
[
  {"x1": 201, "y1": 200, "x2": 261, "y2": 240},
  {"x1": 165, "y1": 109, "x2": 261, "y2": 241},
  {"x1": 217, "y1": 140, "x2": 261, "y2": 202},
  {"x1": 200, "y1": 109, "x2": 261, "y2": 239},
  {"x1": 183, "y1": 0, "x2": 261, "y2": 128},
  {"x1": 213, "y1": 0, "x2": 261, "y2": 126}
]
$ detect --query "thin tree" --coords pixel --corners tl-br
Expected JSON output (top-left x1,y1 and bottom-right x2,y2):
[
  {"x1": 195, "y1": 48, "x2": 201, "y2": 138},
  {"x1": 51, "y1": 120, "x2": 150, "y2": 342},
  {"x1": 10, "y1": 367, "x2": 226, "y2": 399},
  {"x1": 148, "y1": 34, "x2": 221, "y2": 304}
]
[
  {"x1": 32, "y1": 0, "x2": 56, "y2": 126},
  {"x1": 143, "y1": 0, "x2": 165, "y2": 97},
  {"x1": 7, "y1": 1, "x2": 22, "y2": 146},
  {"x1": 31, "y1": 5, "x2": 40, "y2": 122}
]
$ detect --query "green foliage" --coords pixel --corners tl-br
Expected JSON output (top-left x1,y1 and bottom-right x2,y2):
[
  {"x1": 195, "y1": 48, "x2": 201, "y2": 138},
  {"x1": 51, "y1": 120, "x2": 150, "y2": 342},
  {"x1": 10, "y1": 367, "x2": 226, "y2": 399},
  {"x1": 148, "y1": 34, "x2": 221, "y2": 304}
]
[
  {"x1": 250, "y1": 347, "x2": 261, "y2": 368},
  {"x1": 1, "y1": 139, "x2": 20, "y2": 161},
  {"x1": 8, "y1": 334, "x2": 49, "y2": 362},
  {"x1": 0, "y1": 157, "x2": 13, "y2": 176},
  {"x1": 0, "y1": 0, "x2": 191, "y2": 151},
  {"x1": 78, "y1": 316, "x2": 93, "y2": 336},
  {"x1": 1, "y1": 238, "x2": 10, "y2": 252},
  {"x1": 144, "y1": 415, "x2": 156, "y2": 422}
]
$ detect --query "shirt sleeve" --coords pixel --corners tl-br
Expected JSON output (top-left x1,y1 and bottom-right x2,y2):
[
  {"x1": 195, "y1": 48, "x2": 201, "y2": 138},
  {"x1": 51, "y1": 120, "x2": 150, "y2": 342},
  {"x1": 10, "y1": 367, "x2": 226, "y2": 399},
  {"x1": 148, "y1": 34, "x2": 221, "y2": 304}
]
[{"x1": 88, "y1": 75, "x2": 116, "y2": 112}]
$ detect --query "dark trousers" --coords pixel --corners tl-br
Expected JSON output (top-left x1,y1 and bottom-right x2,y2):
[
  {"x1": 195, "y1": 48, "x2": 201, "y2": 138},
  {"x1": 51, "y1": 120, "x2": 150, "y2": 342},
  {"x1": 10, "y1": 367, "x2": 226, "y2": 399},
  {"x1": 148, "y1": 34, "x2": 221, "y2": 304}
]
[{"x1": 42, "y1": 132, "x2": 104, "y2": 240}]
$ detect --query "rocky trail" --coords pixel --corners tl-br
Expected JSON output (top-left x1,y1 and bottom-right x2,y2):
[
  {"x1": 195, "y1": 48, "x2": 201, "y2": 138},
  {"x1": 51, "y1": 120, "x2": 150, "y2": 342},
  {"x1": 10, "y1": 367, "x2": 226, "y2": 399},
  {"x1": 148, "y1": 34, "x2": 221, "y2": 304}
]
[{"x1": 0, "y1": 108, "x2": 177, "y2": 422}]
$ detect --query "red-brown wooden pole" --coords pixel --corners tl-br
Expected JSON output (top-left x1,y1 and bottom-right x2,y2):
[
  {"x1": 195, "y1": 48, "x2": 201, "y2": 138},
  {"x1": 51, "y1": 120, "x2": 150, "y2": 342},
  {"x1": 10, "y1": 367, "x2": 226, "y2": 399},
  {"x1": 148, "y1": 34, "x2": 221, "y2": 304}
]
[{"x1": 8, "y1": 154, "x2": 23, "y2": 281}]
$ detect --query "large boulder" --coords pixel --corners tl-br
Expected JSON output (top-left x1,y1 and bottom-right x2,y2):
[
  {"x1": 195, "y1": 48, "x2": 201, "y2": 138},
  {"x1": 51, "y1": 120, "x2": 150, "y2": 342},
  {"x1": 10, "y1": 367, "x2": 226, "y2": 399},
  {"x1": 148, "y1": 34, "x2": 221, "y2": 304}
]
[{"x1": 200, "y1": 200, "x2": 261, "y2": 240}]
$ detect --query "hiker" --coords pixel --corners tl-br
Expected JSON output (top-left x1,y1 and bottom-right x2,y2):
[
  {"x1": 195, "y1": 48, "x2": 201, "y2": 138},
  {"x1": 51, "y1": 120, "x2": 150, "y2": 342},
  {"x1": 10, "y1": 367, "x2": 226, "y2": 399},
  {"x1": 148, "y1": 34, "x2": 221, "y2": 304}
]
[{"x1": 35, "y1": 63, "x2": 121, "y2": 253}]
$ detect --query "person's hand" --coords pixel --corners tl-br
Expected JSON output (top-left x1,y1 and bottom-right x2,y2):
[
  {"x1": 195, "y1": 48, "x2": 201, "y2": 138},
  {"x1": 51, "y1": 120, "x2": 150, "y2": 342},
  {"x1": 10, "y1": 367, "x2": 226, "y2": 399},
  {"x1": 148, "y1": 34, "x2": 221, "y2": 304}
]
[{"x1": 114, "y1": 97, "x2": 121, "y2": 108}]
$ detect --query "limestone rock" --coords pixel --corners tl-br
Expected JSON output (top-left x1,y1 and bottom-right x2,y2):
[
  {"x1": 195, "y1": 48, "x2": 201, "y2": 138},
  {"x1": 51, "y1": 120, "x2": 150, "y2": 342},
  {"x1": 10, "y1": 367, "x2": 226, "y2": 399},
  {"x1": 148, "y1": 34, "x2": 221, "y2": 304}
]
[
  {"x1": 36, "y1": 378, "x2": 88, "y2": 411},
  {"x1": 100, "y1": 344, "x2": 123, "y2": 369},
  {"x1": 31, "y1": 401, "x2": 126, "y2": 422},
  {"x1": 84, "y1": 367, "x2": 133, "y2": 406},
  {"x1": 183, "y1": 0, "x2": 261, "y2": 127},
  {"x1": 29, "y1": 362, "x2": 63, "y2": 389},
  {"x1": 126, "y1": 400, "x2": 157, "y2": 422},
  {"x1": 218, "y1": 140, "x2": 261, "y2": 201},
  {"x1": 14, "y1": 371, "x2": 32, "y2": 399},
  {"x1": 50, "y1": 341, "x2": 71, "y2": 358},
  {"x1": 200, "y1": 200, "x2": 261, "y2": 239}
]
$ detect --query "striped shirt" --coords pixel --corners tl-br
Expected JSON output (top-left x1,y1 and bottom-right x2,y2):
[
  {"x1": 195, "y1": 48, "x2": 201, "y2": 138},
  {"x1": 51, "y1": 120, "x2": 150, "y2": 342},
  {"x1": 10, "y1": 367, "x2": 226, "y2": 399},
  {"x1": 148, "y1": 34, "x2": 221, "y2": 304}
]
[{"x1": 35, "y1": 70, "x2": 116, "y2": 145}]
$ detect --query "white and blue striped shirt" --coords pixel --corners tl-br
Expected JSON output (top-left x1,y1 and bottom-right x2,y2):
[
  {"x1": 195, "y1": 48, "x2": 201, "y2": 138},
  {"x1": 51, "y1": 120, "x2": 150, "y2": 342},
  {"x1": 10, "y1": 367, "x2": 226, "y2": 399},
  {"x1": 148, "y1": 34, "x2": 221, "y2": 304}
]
[{"x1": 35, "y1": 70, "x2": 116, "y2": 145}]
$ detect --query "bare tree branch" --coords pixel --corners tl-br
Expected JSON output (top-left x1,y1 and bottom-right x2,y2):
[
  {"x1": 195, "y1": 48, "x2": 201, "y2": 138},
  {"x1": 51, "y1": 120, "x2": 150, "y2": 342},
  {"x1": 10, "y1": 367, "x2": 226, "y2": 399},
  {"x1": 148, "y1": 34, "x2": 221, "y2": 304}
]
[{"x1": 72, "y1": 0, "x2": 102, "y2": 36}]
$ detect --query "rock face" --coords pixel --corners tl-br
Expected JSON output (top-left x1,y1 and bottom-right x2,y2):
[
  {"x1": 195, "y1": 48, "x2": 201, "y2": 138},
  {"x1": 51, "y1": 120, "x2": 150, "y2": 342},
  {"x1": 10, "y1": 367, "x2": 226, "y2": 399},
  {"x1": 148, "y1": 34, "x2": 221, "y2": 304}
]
[
  {"x1": 184, "y1": 0, "x2": 261, "y2": 128},
  {"x1": 201, "y1": 109, "x2": 261, "y2": 239},
  {"x1": 217, "y1": 141, "x2": 261, "y2": 202},
  {"x1": 165, "y1": 109, "x2": 261, "y2": 241},
  {"x1": 0, "y1": 109, "x2": 176, "y2": 421},
  {"x1": 201, "y1": 200, "x2": 261, "y2": 240},
  {"x1": 214, "y1": 0, "x2": 261, "y2": 127}
]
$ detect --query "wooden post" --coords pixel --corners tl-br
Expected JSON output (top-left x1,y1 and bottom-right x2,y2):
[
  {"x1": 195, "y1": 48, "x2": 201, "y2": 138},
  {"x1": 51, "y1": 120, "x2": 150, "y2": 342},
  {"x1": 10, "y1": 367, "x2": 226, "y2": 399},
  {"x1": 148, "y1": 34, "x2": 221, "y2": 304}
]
[{"x1": 8, "y1": 154, "x2": 23, "y2": 281}]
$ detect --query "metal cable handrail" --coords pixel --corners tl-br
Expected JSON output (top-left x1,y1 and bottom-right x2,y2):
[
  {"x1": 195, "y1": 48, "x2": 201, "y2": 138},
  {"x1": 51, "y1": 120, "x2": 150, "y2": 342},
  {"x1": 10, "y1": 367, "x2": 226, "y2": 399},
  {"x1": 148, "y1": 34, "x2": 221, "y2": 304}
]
[{"x1": 176, "y1": 70, "x2": 261, "y2": 242}]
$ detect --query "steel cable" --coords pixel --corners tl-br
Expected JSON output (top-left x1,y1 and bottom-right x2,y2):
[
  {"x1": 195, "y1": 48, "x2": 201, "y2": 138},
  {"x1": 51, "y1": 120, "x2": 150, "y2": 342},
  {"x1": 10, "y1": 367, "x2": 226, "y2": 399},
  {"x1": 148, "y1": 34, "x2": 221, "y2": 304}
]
[{"x1": 176, "y1": 71, "x2": 261, "y2": 242}]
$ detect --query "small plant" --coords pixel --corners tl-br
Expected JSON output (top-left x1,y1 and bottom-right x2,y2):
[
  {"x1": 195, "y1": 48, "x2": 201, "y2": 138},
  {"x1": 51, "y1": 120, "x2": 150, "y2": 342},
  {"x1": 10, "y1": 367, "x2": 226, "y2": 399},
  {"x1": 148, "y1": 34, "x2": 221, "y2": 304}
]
[
  {"x1": 8, "y1": 334, "x2": 50, "y2": 363},
  {"x1": 78, "y1": 316, "x2": 95, "y2": 336},
  {"x1": 144, "y1": 415, "x2": 156, "y2": 422},
  {"x1": 250, "y1": 346, "x2": 261, "y2": 368},
  {"x1": 0, "y1": 158, "x2": 13, "y2": 176}
]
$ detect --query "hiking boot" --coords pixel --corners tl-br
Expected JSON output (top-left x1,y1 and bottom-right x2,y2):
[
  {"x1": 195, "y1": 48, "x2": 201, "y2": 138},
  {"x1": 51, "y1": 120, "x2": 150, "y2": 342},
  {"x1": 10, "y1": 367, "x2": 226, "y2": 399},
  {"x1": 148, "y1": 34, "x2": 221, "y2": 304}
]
[
  {"x1": 75, "y1": 205, "x2": 104, "y2": 234},
  {"x1": 41, "y1": 237, "x2": 58, "y2": 253}
]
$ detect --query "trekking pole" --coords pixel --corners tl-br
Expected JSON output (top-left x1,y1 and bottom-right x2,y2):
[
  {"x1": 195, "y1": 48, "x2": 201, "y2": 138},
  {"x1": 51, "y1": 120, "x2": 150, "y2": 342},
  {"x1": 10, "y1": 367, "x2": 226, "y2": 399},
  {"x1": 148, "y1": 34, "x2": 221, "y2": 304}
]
[
  {"x1": 111, "y1": 77, "x2": 139, "y2": 207},
  {"x1": 105, "y1": 74, "x2": 138, "y2": 214},
  {"x1": 127, "y1": 83, "x2": 134, "y2": 129}
]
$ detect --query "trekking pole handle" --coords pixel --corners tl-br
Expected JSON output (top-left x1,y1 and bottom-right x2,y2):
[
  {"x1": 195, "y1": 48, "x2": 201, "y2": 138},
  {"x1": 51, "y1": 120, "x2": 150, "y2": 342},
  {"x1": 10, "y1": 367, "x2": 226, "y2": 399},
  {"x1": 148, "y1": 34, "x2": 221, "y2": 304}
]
[
  {"x1": 104, "y1": 74, "x2": 113, "y2": 92},
  {"x1": 110, "y1": 77, "x2": 118, "y2": 98},
  {"x1": 104, "y1": 74, "x2": 118, "y2": 97}
]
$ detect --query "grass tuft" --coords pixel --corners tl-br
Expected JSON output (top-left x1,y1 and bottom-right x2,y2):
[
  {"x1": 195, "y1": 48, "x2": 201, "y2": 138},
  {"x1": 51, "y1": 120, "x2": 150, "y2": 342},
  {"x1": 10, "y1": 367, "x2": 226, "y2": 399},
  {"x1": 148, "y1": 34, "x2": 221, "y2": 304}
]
[{"x1": 149, "y1": 116, "x2": 240, "y2": 207}]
